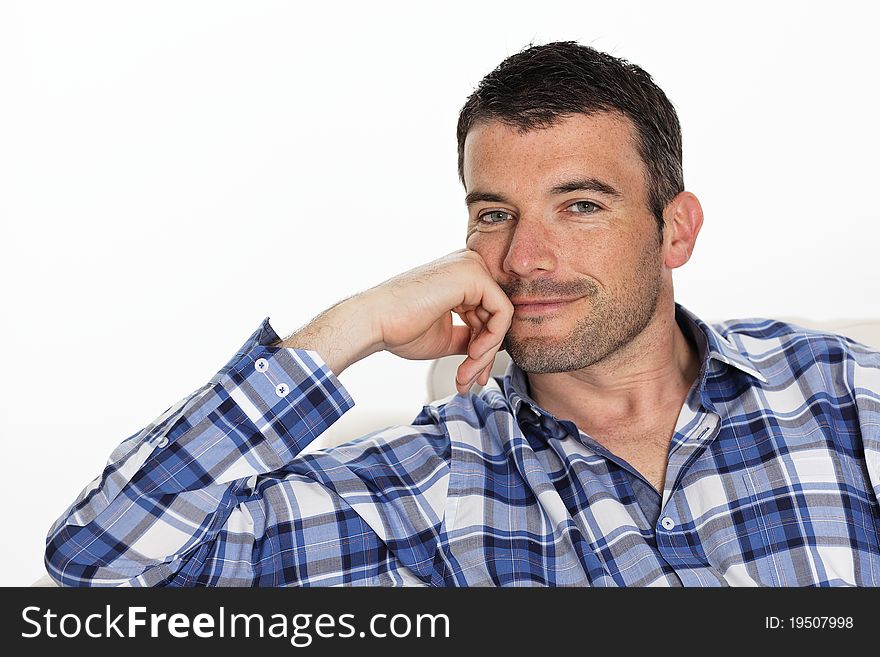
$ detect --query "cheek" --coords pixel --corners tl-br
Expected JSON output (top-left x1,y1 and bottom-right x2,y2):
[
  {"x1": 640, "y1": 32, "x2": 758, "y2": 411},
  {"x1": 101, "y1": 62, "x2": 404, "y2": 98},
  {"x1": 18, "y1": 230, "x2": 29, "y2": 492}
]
[{"x1": 465, "y1": 232, "x2": 501, "y2": 261}]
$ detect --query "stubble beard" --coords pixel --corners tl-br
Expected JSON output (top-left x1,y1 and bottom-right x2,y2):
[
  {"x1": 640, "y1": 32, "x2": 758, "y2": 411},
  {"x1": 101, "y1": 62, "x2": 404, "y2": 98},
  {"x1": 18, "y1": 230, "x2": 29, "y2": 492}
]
[{"x1": 502, "y1": 239, "x2": 663, "y2": 374}]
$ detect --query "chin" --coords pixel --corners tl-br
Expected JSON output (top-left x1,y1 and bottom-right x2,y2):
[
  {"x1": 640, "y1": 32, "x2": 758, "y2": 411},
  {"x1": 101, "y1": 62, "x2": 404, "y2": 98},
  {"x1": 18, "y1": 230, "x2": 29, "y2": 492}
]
[{"x1": 503, "y1": 336, "x2": 591, "y2": 374}]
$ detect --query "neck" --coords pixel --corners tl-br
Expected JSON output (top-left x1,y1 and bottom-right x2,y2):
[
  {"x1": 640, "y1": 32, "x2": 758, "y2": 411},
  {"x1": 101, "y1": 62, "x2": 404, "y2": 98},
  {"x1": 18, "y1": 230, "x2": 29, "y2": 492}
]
[{"x1": 526, "y1": 303, "x2": 700, "y2": 429}]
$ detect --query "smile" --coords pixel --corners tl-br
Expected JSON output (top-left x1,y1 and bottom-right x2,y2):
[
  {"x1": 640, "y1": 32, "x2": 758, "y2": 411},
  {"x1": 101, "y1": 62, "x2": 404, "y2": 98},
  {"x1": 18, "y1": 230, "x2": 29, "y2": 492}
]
[{"x1": 512, "y1": 298, "x2": 580, "y2": 317}]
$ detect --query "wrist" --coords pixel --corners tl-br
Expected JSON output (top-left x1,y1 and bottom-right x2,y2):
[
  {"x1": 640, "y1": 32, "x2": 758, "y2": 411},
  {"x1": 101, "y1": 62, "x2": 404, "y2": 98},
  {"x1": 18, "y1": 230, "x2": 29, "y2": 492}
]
[{"x1": 278, "y1": 295, "x2": 382, "y2": 376}]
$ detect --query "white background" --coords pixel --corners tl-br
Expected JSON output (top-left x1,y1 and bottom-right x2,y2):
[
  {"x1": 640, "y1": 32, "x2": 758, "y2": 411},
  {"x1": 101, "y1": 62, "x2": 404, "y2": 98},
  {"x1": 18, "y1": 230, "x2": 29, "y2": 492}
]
[{"x1": 1, "y1": 0, "x2": 878, "y2": 586}]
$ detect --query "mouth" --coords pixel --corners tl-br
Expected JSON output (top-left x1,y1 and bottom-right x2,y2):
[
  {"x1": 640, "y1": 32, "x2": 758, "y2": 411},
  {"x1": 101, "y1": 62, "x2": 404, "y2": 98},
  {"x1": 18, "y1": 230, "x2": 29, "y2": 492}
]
[{"x1": 512, "y1": 297, "x2": 581, "y2": 317}]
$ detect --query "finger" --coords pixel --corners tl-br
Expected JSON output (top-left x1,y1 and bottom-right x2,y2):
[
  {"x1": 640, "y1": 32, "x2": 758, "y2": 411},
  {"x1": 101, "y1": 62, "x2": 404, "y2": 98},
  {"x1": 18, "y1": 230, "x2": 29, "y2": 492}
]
[
  {"x1": 477, "y1": 362, "x2": 492, "y2": 386},
  {"x1": 468, "y1": 299, "x2": 513, "y2": 358},
  {"x1": 455, "y1": 365, "x2": 474, "y2": 395},
  {"x1": 466, "y1": 310, "x2": 491, "y2": 355},
  {"x1": 457, "y1": 350, "x2": 497, "y2": 395},
  {"x1": 469, "y1": 326, "x2": 505, "y2": 361},
  {"x1": 475, "y1": 307, "x2": 491, "y2": 324},
  {"x1": 455, "y1": 358, "x2": 484, "y2": 394},
  {"x1": 478, "y1": 346, "x2": 500, "y2": 381},
  {"x1": 464, "y1": 310, "x2": 485, "y2": 333},
  {"x1": 458, "y1": 343, "x2": 500, "y2": 390}
]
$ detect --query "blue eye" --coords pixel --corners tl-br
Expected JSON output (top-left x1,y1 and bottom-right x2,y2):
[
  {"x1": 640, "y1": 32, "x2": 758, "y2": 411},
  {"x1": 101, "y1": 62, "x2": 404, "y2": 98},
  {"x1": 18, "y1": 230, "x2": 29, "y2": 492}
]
[
  {"x1": 569, "y1": 201, "x2": 600, "y2": 213},
  {"x1": 479, "y1": 210, "x2": 512, "y2": 224}
]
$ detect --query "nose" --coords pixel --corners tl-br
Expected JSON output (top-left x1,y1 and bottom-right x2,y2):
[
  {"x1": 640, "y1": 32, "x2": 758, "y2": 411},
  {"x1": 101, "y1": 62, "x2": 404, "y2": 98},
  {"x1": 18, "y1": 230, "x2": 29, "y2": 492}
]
[{"x1": 501, "y1": 216, "x2": 558, "y2": 280}]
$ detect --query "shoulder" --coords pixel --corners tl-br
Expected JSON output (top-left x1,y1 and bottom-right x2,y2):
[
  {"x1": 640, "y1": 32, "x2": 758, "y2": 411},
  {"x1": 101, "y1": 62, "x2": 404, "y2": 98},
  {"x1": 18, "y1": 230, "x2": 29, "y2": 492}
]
[
  {"x1": 712, "y1": 315, "x2": 880, "y2": 394},
  {"x1": 714, "y1": 316, "x2": 879, "y2": 362}
]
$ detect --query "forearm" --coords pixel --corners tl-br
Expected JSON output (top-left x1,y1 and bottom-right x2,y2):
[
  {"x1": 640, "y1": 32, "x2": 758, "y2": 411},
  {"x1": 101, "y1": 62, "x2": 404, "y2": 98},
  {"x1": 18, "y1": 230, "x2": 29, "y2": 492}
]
[{"x1": 274, "y1": 294, "x2": 383, "y2": 377}]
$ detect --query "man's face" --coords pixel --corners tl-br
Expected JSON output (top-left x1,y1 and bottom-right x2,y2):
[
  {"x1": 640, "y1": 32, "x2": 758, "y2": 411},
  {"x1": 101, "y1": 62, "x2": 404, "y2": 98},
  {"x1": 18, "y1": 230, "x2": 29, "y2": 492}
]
[{"x1": 463, "y1": 112, "x2": 666, "y2": 373}]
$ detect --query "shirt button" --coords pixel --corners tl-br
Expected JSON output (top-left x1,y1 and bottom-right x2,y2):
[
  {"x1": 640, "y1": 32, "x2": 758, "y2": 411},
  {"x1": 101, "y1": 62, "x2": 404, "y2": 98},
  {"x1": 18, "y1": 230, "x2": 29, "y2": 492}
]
[
  {"x1": 661, "y1": 517, "x2": 675, "y2": 530},
  {"x1": 156, "y1": 436, "x2": 169, "y2": 448},
  {"x1": 255, "y1": 358, "x2": 269, "y2": 373},
  {"x1": 275, "y1": 383, "x2": 290, "y2": 398}
]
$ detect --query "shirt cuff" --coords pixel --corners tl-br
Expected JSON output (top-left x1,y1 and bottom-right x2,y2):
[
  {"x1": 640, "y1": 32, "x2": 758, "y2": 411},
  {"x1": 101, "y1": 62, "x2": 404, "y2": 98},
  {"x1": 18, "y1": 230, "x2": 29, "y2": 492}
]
[{"x1": 213, "y1": 317, "x2": 355, "y2": 460}]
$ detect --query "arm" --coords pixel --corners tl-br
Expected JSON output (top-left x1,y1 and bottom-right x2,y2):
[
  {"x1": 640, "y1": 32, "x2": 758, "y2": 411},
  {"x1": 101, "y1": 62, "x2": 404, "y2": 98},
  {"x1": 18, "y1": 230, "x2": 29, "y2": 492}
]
[
  {"x1": 45, "y1": 317, "x2": 448, "y2": 586},
  {"x1": 276, "y1": 249, "x2": 514, "y2": 392},
  {"x1": 852, "y1": 340, "x2": 880, "y2": 505},
  {"x1": 45, "y1": 249, "x2": 512, "y2": 585}
]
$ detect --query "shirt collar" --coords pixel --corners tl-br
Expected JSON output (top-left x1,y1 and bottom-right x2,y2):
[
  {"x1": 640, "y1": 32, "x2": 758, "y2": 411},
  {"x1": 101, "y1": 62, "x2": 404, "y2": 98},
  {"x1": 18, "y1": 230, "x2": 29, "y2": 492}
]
[
  {"x1": 500, "y1": 302, "x2": 767, "y2": 422},
  {"x1": 676, "y1": 303, "x2": 768, "y2": 384},
  {"x1": 503, "y1": 356, "x2": 542, "y2": 421}
]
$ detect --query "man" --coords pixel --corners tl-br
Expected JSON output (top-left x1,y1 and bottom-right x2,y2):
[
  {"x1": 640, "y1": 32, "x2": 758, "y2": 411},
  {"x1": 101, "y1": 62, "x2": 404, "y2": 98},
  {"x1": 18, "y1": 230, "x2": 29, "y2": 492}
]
[{"x1": 46, "y1": 41, "x2": 880, "y2": 587}]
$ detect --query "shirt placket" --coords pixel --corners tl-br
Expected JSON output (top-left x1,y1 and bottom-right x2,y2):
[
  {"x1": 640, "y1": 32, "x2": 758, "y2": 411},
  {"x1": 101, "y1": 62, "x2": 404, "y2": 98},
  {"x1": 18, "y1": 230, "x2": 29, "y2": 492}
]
[
  {"x1": 661, "y1": 408, "x2": 722, "y2": 510},
  {"x1": 651, "y1": 405, "x2": 724, "y2": 585}
]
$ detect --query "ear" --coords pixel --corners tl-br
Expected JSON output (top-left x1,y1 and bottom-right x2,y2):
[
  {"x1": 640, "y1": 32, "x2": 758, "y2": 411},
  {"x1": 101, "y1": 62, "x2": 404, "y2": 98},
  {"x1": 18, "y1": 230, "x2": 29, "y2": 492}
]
[{"x1": 662, "y1": 191, "x2": 704, "y2": 269}]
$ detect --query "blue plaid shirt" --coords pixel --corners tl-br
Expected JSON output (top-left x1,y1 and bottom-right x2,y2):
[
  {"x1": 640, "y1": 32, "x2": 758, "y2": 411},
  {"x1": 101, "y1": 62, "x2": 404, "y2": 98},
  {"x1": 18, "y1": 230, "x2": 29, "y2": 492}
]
[{"x1": 45, "y1": 303, "x2": 880, "y2": 586}]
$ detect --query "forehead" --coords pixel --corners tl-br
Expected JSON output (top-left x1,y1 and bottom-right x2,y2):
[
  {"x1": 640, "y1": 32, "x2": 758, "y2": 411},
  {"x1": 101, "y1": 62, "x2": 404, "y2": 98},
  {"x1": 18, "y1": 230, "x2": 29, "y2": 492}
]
[{"x1": 462, "y1": 112, "x2": 646, "y2": 195}]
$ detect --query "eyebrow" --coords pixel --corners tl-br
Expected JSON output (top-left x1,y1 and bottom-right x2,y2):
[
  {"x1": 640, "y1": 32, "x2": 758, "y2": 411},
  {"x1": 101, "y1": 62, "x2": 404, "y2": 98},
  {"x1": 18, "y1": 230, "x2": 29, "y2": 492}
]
[
  {"x1": 464, "y1": 190, "x2": 510, "y2": 206},
  {"x1": 465, "y1": 177, "x2": 623, "y2": 206},
  {"x1": 549, "y1": 177, "x2": 623, "y2": 199}
]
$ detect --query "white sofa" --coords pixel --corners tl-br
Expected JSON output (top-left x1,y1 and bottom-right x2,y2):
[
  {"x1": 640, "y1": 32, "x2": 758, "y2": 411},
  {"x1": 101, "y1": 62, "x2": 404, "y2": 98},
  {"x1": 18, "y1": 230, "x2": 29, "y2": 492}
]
[{"x1": 34, "y1": 316, "x2": 880, "y2": 586}]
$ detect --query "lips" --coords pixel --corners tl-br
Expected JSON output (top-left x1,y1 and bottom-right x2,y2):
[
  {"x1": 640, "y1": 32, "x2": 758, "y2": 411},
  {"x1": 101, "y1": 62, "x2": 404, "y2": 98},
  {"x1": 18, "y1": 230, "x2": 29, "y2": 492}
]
[{"x1": 512, "y1": 297, "x2": 580, "y2": 316}]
